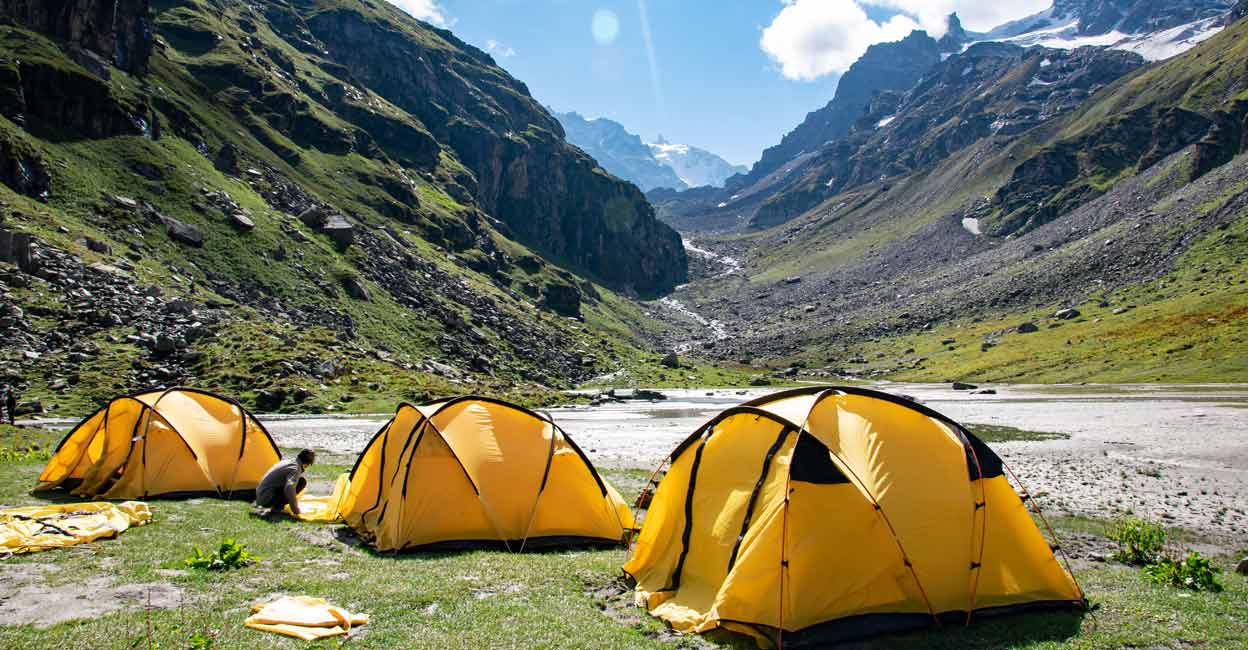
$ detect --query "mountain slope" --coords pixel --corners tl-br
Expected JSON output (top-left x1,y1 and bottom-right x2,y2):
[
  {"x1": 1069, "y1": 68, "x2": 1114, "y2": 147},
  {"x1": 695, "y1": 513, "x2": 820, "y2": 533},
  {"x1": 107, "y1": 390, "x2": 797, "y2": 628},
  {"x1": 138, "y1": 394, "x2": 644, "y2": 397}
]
[
  {"x1": 741, "y1": 23, "x2": 965, "y2": 191},
  {"x1": 0, "y1": 0, "x2": 687, "y2": 413},
  {"x1": 553, "y1": 111, "x2": 687, "y2": 192},
  {"x1": 656, "y1": 12, "x2": 1248, "y2": 383},
  {"x1": 985, "y1": 0, "x2": 1234, "y2": 60}
]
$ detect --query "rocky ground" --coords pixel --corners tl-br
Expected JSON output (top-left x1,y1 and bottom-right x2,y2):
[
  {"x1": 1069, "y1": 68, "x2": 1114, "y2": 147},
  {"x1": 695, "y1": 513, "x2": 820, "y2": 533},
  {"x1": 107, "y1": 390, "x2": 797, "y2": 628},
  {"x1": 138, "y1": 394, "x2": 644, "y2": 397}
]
[
  {"x1": 240, "y1": 384, "x2": 1248, "y2": 547},
  {"x1": 640, "y1": 147, "x2": 1248, "y2": 382}
]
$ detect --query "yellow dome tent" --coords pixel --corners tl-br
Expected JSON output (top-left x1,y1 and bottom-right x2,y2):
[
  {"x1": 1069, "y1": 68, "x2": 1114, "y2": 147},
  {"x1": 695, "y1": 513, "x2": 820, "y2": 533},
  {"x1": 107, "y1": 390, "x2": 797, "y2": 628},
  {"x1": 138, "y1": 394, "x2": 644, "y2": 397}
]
[
  {"x1": 624, "y1": 386, "x2": 1084, "y2": 646},
  {"x1": 340, "y1": 397, "x2": 634, "y2": 551},
  {"x1": 37, "y1": 388, "x2": 281, "y2": 499}
]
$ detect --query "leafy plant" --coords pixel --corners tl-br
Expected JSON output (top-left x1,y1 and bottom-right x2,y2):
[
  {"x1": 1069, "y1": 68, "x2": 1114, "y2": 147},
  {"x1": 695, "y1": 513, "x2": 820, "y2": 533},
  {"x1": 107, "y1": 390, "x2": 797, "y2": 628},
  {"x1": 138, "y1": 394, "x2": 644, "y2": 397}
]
[
  {"x1": 1107, "y1": 516, "x2": 1167, "y2": 565},
  {"x1": 187, "y1": 631, "x2": 217, "y2": 650},
  {"x1": 184, "y1": 538, "x2": 258, "y2": 571},
  {"x1": 0, "y1": 446, "x2": 51, "y2": 462},
  {"x1": 1144, "y1": 552, "x2": 1224, "y2": 592}
]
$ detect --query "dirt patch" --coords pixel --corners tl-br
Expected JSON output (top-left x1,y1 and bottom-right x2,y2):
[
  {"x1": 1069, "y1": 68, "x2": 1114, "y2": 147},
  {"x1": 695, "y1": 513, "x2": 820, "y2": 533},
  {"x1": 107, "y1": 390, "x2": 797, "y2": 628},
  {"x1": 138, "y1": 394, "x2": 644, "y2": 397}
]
[
  {"x1": 585, "y1": 576, "x2": 721, "y2": 649},
  {"x1": 0, "y1": 564, "x2": 184, "y2": 628},
  {"x1": 288, "y1": 526, "x2": 364, "y2": 555}
]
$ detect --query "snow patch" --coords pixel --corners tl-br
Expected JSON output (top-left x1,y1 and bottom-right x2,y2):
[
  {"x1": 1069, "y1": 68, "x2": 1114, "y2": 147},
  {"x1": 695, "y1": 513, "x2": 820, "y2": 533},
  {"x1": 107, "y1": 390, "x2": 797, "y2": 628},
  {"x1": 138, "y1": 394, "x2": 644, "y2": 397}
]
[
  {"x1": 962, "y1": 217, "x2": 982, "y2": 236},
  {"x1": 876, "y1": 115, "x2": 896, "y2": 129}
]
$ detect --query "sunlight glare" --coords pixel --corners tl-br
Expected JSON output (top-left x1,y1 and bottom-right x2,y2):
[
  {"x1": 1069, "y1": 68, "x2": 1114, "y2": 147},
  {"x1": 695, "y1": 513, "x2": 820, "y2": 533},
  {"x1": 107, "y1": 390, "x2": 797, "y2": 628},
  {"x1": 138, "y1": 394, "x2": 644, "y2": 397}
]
[{"x1": 592, "y1": 9, "x2": 620, "y2": 45}]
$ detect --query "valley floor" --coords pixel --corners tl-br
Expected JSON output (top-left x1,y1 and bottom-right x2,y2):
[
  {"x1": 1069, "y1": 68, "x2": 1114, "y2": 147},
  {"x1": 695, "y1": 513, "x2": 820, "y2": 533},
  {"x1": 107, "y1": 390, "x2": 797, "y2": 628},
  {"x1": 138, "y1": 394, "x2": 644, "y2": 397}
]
[{"x1": 2, "y1": 383, "x2": 1245, "y2": 648}]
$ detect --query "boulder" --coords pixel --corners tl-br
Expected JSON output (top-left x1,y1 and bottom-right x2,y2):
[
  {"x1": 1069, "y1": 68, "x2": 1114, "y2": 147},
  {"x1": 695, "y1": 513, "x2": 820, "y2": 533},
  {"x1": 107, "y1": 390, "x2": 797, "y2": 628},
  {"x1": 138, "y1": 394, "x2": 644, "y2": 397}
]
[
  {"x1": 164, "y1": 217, "x2": 204, "y2": 247},
  {"x1": 952, "y1": 382, "x2": 978, "y2": 390},
  {"x1": 783, "y1": 276, "x2": 802, "y2": 285},
  {"x1": 341, "y1": 275, "x2": 371, "y2": 301},
  {"x1": 971, "y1": 389, "x2": 997, "y2": 395},
  {"x1": 1017, "y1": 322, "x2": 1039, "y2": 334},
  {"x1": 299, "y1": 206, "x2": 355, "y2": 248},
  {"x1": 660, "y1": 352, "x2": 680, "y2": 369},
  {"x1": 1236, "y1": 557, "x2": 1248, "y2": 575},
  {"x1": 321, "y1": 214, "x2": 355, "y2": 248},
  {"x1": 13, "y1": 400, "x2": 43, "y2": 416},
  {"x1": 214, "y1": 144, "x2": 240, "y2": 174},
  {"x1": 254, "y1": 388, "x2": 287, "y2": 411},
  {"x1": 229, "y1": 211, "x2": 255, "y2": 230},
  {"x1": 1055, "y1": 308, "x2": 1081, "y2": 320},
  {"x1": 541, "y1": 281, "x2": 581, "y2": 318}
]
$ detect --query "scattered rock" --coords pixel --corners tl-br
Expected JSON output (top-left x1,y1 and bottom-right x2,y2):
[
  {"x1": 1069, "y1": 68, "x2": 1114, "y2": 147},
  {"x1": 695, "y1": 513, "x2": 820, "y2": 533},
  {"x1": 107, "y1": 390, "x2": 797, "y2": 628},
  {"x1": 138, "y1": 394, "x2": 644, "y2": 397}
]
[
  {"x1": 1017, "y1": 322, "x2": 1039, "y2": 334},
  {"x1": 341, "y1": 275, "x2": 371, "y2": 301},
  {"x1": 782, "y1": 276, "x2": 802, "y2": 285},
  {"x1": 952, "y1": 382, "x2": 978, "y2": 391},
  {"x1": 163, "y1": 217, "x2": 204, "y2": 247},
  {"x1": 660, "y1": 352, "x2": 680, "y2": 369},
  {"x1": 971, "y1": 389, "x2": 997, "y2": 395},
  {"x1": 229, "y1": 211, "x2": 255, "y2": 230},
  {"x1": 1236, "y1": 558, "x2": 1247, "y2": 575},
  {"x1": 1055, "y1": 308, "x2": 1081, "y2": 320}
]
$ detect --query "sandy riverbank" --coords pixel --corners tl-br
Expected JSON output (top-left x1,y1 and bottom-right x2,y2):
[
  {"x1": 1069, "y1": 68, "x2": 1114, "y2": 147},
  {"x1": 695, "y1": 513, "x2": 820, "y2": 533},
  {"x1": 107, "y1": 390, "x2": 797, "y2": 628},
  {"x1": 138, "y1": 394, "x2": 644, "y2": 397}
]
[{"x1": 261, "y1": 383, "x2": 1248, "y2": 543}]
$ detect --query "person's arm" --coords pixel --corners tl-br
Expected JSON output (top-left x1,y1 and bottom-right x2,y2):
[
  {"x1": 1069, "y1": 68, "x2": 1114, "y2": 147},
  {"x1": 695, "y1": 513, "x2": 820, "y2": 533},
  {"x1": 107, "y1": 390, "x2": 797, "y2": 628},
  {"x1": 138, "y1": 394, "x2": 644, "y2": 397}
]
[{"x1": 284, "y1": 474, "x2": 301, "y2": 516}]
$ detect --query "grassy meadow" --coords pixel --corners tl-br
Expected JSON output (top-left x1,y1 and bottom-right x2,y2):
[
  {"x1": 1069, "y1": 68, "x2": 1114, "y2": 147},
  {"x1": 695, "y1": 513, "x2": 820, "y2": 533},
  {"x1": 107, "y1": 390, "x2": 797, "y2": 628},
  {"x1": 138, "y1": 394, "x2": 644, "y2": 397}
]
[{"x1": 0, "y1": 423, "x2": 1244, "y2": 649}]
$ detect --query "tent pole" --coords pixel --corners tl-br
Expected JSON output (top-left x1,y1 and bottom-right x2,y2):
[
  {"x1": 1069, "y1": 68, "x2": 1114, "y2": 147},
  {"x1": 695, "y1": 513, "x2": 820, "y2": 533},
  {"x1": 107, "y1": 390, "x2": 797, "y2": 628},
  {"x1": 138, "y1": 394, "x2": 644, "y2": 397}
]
[{"x1": 1002, "y1": 461, "x2": 1086, "y2": 604}]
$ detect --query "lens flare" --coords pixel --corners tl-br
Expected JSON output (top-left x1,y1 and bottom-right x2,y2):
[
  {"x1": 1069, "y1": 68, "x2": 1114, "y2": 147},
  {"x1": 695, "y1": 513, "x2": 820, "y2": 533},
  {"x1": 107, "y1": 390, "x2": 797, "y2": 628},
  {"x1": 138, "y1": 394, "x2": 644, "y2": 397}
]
[{"x1": 592, "y1": 9, "x2": 620, "y2": 45}]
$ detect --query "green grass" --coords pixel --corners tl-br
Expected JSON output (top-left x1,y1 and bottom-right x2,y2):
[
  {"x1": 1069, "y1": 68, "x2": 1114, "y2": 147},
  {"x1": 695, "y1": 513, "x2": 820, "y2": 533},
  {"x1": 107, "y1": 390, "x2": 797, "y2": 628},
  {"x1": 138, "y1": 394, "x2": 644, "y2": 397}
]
[
  {"x1": 964, "y1": 423, "x2": 1070, "y2": 443},
  {"x1": 0, "y1": 443, "x2": 1244, "y2": 648}
]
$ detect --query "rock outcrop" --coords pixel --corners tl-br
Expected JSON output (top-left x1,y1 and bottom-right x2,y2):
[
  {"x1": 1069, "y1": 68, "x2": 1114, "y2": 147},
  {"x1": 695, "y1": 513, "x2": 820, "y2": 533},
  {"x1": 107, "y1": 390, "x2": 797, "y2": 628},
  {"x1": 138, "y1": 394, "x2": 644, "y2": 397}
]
[
  {"x1": 740, "y1": 19, "x2": 966, "y2": 189},
  {"x1": 0, "y1": 0, "x2": 153, "y2": 74},
  {"x1": 287, "y1": 5, "x2": 686, "y2": 295}
]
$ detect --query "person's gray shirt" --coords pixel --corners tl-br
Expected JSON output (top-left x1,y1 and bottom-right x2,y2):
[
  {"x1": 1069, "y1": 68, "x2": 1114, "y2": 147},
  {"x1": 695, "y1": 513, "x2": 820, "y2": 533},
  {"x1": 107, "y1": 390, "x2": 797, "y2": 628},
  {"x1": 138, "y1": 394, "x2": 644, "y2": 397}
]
[{"x1": 256, "y1": 458, "x2": 302, "y2": 506}]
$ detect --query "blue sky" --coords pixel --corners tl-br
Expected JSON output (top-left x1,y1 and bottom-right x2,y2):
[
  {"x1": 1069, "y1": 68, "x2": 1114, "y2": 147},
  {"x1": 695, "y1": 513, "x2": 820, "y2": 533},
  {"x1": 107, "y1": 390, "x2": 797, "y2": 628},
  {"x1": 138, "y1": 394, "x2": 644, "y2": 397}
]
[{"x1": 390, "y1": 1, "x2": 1050, "y2": 167}]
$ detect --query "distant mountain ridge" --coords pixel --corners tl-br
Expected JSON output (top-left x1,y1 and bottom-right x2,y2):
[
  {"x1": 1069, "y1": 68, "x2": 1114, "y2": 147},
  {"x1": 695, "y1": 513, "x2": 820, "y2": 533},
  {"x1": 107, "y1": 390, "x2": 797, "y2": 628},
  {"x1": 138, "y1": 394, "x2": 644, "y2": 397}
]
[
  {"x1": 553, "y1": 111, "x2": 686, "y2": 192},
  {"x1": 648, "y1": 137, "x2": 747, "y2": 189},
  {"x1": 984, "y1": 0, "x2": 1235, "y2": 60},
  {"x1": 553, "y1": 112, "x2": 744, "y2": 191}
]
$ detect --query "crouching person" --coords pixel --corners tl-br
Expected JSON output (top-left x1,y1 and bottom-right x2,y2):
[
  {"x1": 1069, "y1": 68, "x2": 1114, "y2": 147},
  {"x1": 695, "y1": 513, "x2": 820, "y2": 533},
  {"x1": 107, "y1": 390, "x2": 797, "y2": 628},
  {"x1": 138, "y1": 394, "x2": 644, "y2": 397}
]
[{"x1": 256, "y1": 449, "x2": 315, "y2": 518}]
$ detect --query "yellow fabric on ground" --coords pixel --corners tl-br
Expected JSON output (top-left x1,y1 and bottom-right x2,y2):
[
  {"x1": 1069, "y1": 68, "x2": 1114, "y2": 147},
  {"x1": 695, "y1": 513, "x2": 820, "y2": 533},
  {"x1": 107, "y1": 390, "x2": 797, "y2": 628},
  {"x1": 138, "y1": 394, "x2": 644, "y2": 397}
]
[
  {"x1": 289, "y1": 474, "x2": 352, "y2": 522},
  {"x1": 245, "y1": 596, "x2": 368, "y2": 641},
  {"x1": 0, "y1": 501, "x2": 151, "y2": 554}
]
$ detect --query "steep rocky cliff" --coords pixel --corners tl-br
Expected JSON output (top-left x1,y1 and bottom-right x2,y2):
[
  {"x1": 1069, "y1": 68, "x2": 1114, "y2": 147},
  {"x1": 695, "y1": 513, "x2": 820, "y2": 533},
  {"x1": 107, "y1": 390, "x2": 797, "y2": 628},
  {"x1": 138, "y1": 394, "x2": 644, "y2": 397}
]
[
  {"x1": 748, "y1": 43, "x2": 1145, "y2": 228},
  {"x1": 739, "y1": 18, "x2": 966, "y2": 189},
  {"x1": 0, "y1": 0, "x2": 686, "y2": 412},
  {"x1": 0, "y1": 0, "x2": 152, "y2": 74}
]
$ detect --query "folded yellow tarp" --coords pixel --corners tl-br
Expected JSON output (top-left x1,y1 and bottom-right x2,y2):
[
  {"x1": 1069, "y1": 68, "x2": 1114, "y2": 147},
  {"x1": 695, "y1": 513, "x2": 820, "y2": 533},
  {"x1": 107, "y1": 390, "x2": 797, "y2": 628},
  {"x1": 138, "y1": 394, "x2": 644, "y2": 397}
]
[
  {"x1": 288, "y1": 474, "x2": 351, "y2": 523},
  {"x1": 0, "y1": 501, "x2": 151, "y2": 554},
  {"x1": 245, "y1": 596, "x2": 369, "y2": 641}
]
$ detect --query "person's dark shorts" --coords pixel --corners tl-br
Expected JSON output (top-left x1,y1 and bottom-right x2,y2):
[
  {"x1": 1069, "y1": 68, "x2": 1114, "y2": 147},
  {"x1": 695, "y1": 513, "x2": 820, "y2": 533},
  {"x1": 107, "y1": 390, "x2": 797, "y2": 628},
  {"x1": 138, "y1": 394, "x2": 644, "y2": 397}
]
[{"x1": 258, "y1": 477, "x2": 307, "y2": 511}]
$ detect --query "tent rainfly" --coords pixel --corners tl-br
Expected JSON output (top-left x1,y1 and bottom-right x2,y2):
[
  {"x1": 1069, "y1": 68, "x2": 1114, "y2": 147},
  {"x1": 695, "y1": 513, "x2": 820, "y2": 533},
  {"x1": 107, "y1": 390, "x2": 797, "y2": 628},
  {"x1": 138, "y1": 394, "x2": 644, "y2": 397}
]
[
  {"x1": 624, "y1": 386, "x2": 1085, "y2": 646},
  {"x1": 341, "y1": 397, "x2": 634, "y2": 551},
  {"x1": 37, "y1": 388, "x2": 280, "y2": 499}
]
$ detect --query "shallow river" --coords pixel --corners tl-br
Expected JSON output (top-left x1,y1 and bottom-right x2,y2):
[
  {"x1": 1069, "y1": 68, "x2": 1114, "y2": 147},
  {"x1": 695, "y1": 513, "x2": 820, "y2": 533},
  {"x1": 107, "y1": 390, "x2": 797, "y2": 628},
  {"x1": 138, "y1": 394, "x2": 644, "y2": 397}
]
[{"x1": 260, "y1": 383, "x2": 1248, "y2": 541}]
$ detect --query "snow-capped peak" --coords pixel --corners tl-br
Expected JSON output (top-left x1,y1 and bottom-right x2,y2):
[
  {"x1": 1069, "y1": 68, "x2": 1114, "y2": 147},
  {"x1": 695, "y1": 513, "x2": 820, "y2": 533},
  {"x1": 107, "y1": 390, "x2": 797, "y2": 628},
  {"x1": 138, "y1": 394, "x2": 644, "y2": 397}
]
[{"x1": 647, "y1": 139, "x2": 748, "y2": 189}]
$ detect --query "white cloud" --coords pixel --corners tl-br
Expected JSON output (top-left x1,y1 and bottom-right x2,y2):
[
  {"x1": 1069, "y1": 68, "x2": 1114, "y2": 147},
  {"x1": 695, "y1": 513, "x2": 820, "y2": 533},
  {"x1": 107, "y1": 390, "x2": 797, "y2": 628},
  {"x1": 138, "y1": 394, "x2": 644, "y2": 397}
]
[
  {"x1": 761, "y1": 0, "x2": 1052, "y2": 81},
  {"x1": 486, "y1": 39, "x2": 517, "y2": 58},
  {"x1": 386, "y1": 0, "x2": 450, "y2": 28},
  {"x1": 761, "y1": 0, "x2": 920, "y2": 81},
  {"x1": 861, "y1": 0, "x2": 1051, "y2": 35}
]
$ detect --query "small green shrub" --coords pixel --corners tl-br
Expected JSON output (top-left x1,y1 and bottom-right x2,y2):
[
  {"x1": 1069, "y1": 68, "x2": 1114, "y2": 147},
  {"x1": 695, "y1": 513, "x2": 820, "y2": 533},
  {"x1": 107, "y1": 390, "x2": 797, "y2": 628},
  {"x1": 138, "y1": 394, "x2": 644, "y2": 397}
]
[
  {"x1": 1144, "y1": 552, "x2": 1224, "y2": 592},
  {"x1": 0, "y1": 446, "x2": 52, "y2": 462},
  {"x1": 184, "y1": 538, "x2": 258, "y2": 571},
  {"x1": 1107, "y1": 516, "x2": 1167, "y2": 565}
]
